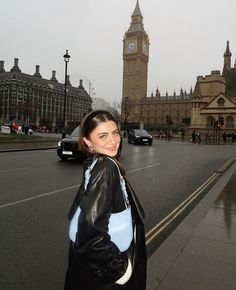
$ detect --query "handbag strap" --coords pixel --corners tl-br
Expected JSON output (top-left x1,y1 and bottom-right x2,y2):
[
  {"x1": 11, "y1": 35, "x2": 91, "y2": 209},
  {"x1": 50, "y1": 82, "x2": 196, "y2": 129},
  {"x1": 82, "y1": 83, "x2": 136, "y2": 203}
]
[{"x1": 84, "y1": 156, "x2": 130, "y2": 208}]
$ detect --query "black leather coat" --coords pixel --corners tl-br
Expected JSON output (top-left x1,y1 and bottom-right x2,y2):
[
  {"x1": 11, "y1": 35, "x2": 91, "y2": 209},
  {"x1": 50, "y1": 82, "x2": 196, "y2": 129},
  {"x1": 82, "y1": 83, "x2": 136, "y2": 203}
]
[{"x1": 64, "y1": 155, "x2": 147, "y2": 290}]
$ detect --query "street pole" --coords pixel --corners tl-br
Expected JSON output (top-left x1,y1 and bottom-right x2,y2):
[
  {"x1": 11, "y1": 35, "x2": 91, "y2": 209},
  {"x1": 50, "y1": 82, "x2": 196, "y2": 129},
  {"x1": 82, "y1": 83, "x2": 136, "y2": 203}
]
[{"x1": 62, "y1": 50, "x2": 70, "y2": 139}]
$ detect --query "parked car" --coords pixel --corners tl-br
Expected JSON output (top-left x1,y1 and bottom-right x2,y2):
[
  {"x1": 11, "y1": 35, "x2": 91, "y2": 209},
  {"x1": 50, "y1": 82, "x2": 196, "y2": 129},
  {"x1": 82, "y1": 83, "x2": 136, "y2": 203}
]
[
  {"x1": 128, "y1": 129, "x2": 153, "y2": 145},
  {"x1": 57, "y1": 125, "x2": 122, "y2": 161},
  {"x1": 57, "y1": 126, "x2": 86, "y2": 161}
]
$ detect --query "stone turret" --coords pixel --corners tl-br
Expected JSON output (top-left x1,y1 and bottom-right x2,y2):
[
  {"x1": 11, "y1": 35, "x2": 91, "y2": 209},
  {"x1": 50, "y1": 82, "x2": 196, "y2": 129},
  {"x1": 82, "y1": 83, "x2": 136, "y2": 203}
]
[{"x1": 10, "y1": 58, "x2": 21, "y2": 72}]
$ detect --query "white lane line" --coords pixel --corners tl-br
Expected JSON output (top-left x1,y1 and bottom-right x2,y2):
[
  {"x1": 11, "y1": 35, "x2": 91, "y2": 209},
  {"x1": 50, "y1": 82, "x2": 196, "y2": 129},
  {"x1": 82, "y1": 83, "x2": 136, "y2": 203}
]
[
  {"x1": 0, "y1": 167, "x2": 30, "y2": 174},
  {"x1": 0, "y1": 184, "x2": 80, "y2": 209},
  {"x1": 127, "y1": 163, "x2": 161, "y2": 173},
  {"x1": 0, "y1": 162, "x2": 161, "y2": 209}
]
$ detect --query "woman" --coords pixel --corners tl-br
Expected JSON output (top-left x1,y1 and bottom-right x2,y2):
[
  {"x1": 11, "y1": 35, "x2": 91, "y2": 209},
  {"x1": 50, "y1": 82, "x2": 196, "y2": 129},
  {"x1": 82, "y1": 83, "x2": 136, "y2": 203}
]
[{"x1": 64, "y1": 110, "x2": 146, "y2": 290}]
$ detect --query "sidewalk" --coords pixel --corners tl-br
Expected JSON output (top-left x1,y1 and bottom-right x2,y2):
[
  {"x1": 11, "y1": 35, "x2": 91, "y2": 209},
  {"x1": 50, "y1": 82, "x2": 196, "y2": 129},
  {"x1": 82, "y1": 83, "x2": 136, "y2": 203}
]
[{"x1": 147, "y1": 162, "x2": 236, "y2": 290}]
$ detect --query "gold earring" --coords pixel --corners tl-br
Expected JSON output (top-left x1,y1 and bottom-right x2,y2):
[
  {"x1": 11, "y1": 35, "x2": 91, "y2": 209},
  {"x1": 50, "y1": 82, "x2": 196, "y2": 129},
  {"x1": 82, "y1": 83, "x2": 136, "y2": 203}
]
[{"x1": 88, "y1": 145, "x2": 94, "y2": 152}]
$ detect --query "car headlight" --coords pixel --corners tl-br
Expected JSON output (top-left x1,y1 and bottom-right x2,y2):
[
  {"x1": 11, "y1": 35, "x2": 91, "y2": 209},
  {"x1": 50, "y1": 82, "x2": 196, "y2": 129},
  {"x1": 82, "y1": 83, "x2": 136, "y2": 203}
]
[{"x1": 57, "y1": 140, "x2": 62, "y2": 147}]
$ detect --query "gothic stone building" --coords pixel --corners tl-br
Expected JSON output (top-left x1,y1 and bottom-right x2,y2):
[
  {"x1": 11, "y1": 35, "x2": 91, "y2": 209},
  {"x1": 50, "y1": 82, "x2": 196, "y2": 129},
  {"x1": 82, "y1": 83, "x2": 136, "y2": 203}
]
[
  {"x1": 190, "y1": 41, "x2": 236, "y2": 134},
  {"x1": 0, "y1": 58, "x2": 92, "y2": 131},
  {"x1": 121, "y1": 1, "x2": 236, "y2": 134}
]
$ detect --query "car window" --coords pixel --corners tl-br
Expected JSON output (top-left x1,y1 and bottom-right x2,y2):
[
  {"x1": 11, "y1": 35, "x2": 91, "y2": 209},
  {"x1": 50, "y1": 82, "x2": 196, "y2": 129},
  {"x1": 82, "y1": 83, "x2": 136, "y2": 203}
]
[
  {"x1": 71, "y1": 126, "x2": 80, "y2": 137},
  {"x1": 134, "y1": 129, "x2": 148, "y2": 136}
]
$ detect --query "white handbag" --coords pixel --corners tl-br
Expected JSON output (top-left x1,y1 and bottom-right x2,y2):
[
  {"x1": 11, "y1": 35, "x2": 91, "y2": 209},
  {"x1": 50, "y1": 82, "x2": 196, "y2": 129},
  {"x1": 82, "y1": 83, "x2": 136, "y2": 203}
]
[{"x1": 69, "y1": 157, "x2": 133, "y2": 252}]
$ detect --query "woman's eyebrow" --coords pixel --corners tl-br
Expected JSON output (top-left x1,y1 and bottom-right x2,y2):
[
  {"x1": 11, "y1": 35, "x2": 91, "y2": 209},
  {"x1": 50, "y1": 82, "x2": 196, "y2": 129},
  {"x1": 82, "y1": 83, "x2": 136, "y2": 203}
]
[
  {"x1": 97, "y1": 129, "x2": 118, "y2": 136},
  {"x1": 97, "y1": 132, "x2": 108, "y2": 136}
]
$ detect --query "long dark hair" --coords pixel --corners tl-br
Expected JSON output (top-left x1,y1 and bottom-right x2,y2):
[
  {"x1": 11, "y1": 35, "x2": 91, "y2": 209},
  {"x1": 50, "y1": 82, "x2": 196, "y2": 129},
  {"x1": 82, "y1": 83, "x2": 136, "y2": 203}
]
[
  {"x1": 79, "y1": 110, "x2": 118, "y2": 153},
  {"x1": 79, "y1": 110, "x2": 125, "y2": 174}
]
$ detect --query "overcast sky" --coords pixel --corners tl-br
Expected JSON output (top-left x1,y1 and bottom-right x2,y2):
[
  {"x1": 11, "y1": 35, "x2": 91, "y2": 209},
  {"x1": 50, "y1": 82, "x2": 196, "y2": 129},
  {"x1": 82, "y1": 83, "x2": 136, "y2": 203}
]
[{"x1": 1, "y1": 0, "x2": 236, "y2": 104}]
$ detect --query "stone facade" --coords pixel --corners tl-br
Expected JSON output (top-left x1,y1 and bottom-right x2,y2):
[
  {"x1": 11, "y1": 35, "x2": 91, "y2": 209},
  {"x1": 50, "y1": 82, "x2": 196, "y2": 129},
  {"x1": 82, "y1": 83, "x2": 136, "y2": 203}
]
[{"x1": 0, "y1": 58, "x2": 92, "y2": 131}]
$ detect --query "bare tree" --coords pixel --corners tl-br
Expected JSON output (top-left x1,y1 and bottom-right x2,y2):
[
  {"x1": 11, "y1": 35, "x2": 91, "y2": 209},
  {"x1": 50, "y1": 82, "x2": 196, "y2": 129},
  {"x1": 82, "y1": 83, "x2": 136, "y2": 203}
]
[{"x1": 122, "y1": 97, "x2": 135, "y2": 135}]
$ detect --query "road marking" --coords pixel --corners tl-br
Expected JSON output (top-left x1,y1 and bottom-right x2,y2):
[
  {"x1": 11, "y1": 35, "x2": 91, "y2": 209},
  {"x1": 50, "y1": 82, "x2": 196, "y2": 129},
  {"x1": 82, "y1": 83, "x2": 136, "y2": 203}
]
[
  {"x1": 145, "y1": 157, "x2": 236, "y2": 245},
  {"x1": 0, "y1": 167, "x2": 30, "y2": 174},
  {"x1": 0, "y1": 184, "x2": 80, "y2": 209},
  {"x1": 0, "y1": 162, "x2": 161, "y2": 209},
  {"x1": 127, "y1": 163, "x2": 161, "y2": 173}
]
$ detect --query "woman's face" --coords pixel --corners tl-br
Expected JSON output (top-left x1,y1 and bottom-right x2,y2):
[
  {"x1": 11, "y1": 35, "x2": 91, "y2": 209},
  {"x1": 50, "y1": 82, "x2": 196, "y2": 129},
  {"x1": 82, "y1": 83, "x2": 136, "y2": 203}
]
[{"x1": 83, "y1": 120, "x2": 121, "y2": 157}]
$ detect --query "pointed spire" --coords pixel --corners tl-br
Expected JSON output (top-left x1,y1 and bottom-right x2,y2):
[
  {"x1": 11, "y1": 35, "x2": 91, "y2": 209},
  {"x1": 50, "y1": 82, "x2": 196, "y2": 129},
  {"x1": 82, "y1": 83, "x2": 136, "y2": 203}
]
[
  {"x1": 155, "y1": 85, "x2": 160, "y2": 97},
  {"x1": 224, "y1": 40, "x2": 232, "y2": 57},
  {"x1": 223, "y1": 40, "x2": 232, "y2": 75},
  {"x1": 132, "y1": 0, "x2": 142, "y2": 18},
  {"x1": 127, "y1": 0, "x2": 146, "y2": 33}
]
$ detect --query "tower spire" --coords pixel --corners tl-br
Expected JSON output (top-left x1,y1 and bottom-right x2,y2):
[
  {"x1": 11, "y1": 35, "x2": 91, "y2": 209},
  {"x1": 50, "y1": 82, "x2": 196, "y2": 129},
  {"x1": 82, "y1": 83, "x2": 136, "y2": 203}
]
[
  {"x1": 223, "y1": 40, "x2": 232, "y2": 76},
  {"x1": 127, "y1": 0, "x2": 145, "y2": 33},
  {"x1": 132, "y1": 0, "x2": 142, "y2": 18},
  {"x1": 224, "y1": 40, "x2": 232, "y2": 57}
]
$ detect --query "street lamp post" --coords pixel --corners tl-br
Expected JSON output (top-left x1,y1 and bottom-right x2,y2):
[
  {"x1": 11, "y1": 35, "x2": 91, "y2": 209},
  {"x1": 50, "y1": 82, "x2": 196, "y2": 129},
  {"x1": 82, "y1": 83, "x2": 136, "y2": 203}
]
[{"x1": 62, "y1": 50, "x2": 70, "y2": 139}]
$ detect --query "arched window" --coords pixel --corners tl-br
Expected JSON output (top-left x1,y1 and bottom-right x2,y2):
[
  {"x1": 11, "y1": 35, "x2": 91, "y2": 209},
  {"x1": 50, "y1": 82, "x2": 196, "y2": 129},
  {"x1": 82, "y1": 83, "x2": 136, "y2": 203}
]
[
  {"x1": 206, "y1": 116, "x2": 214, "y2": 127},
  {"x1": 217, "y1": 98, "x2": 225, "y2": 107},
  {"x1": 226, "y1": 116, "x2": 234, "y2": 128}
]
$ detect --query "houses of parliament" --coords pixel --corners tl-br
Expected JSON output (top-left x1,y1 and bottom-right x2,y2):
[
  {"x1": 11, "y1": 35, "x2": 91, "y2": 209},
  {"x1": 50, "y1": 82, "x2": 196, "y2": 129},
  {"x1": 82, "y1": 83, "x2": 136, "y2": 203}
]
[{"x1": 121, "y1": 1, "x2": 236, "y2": 134}]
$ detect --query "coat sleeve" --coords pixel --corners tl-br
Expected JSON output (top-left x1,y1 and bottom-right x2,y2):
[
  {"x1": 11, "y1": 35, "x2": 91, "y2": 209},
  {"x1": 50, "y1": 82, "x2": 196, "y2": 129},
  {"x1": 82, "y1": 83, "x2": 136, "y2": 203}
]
[{"x1": 74, "y1": 159, "x2": 129, "y2": 283}]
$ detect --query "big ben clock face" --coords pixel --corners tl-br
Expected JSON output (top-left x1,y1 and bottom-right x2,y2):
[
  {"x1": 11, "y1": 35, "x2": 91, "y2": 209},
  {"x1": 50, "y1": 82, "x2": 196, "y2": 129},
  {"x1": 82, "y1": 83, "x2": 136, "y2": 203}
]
[
  {"x1": 127, "y1": 40, "x2": 137, "y2": 53},
  {"x1": 142, "y1": 40, "x2": 148, "y2": 55}
]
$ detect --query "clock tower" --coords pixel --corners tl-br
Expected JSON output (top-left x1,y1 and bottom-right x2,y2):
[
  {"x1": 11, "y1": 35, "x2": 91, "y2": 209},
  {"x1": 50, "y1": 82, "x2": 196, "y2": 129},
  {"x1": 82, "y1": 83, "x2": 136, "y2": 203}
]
[{"x1": 122, "y1": 0, "x2": 149, "y2": 125}]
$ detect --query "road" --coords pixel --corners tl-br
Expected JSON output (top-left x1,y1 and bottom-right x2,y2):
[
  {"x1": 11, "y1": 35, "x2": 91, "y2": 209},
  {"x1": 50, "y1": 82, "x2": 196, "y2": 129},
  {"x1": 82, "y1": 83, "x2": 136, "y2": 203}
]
[{"x1": 0, "y1": 140, "x2": 236, "y2": 289}]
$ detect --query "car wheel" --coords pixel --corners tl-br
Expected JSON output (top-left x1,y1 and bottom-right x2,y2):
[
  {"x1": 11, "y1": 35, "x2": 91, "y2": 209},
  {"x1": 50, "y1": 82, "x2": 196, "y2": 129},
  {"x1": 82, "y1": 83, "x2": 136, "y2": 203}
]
[
  {"x1": 60, "y1": 156, "x2": 68, "y2": 161},
  {"x1": 149, "y1": 142, "x2": 152, "y2": 146},
  {"x1": 128, "y1": 139, "x2": 131, "y2": 144}
]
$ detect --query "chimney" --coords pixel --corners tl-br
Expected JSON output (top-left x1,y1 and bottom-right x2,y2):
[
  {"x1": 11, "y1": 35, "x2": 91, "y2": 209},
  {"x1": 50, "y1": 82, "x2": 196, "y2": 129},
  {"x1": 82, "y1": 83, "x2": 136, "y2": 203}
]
[
  {"x1": 34, "y1": 65, "x2": 42, "y2": 78},
  {"x1": 78, "y1": 79, "x2": 84, "y2": 89},
  {"x1": 10, "y1": 58, "x2": 21, "y2": 72},
  {"x1": 50, "y1": 70, "x2": 58, "y2": 82},
  {"x1": 66, "y1": 75, "x2": 71, "y2": 86},
  {"x1": 0, "y1": 60, "x2": 5, "y2": 73}
]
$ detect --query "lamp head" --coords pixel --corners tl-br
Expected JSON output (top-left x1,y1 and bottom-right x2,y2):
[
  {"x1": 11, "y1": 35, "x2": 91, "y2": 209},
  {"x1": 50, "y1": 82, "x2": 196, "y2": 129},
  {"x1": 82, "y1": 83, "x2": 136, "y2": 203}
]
[{"x1": 63, "y1": 50, "x2": 70, "y2": 63}]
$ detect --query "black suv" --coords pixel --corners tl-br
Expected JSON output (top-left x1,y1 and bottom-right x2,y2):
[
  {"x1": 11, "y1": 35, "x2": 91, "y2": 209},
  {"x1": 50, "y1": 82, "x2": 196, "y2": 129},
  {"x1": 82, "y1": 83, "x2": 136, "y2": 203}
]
[
  {"x1": 57, "y1": 126, "x2": 85, "y2": 161},
  {"x1": 128, "y1": 129, "x2": 153, "y2": 146}
]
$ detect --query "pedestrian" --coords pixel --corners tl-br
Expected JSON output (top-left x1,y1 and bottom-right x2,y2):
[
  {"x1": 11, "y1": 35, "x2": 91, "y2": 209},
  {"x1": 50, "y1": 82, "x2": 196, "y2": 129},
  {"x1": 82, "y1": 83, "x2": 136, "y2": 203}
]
[
  {"x1": 197, "y1": 132, "x2": 201, "y2": 144},
  {"x1": 64, "y1": 110, "x2": 147, "y2": 290},
  {"x1": 192, "y1": 129, "x2": 196, "y2": 143}
]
